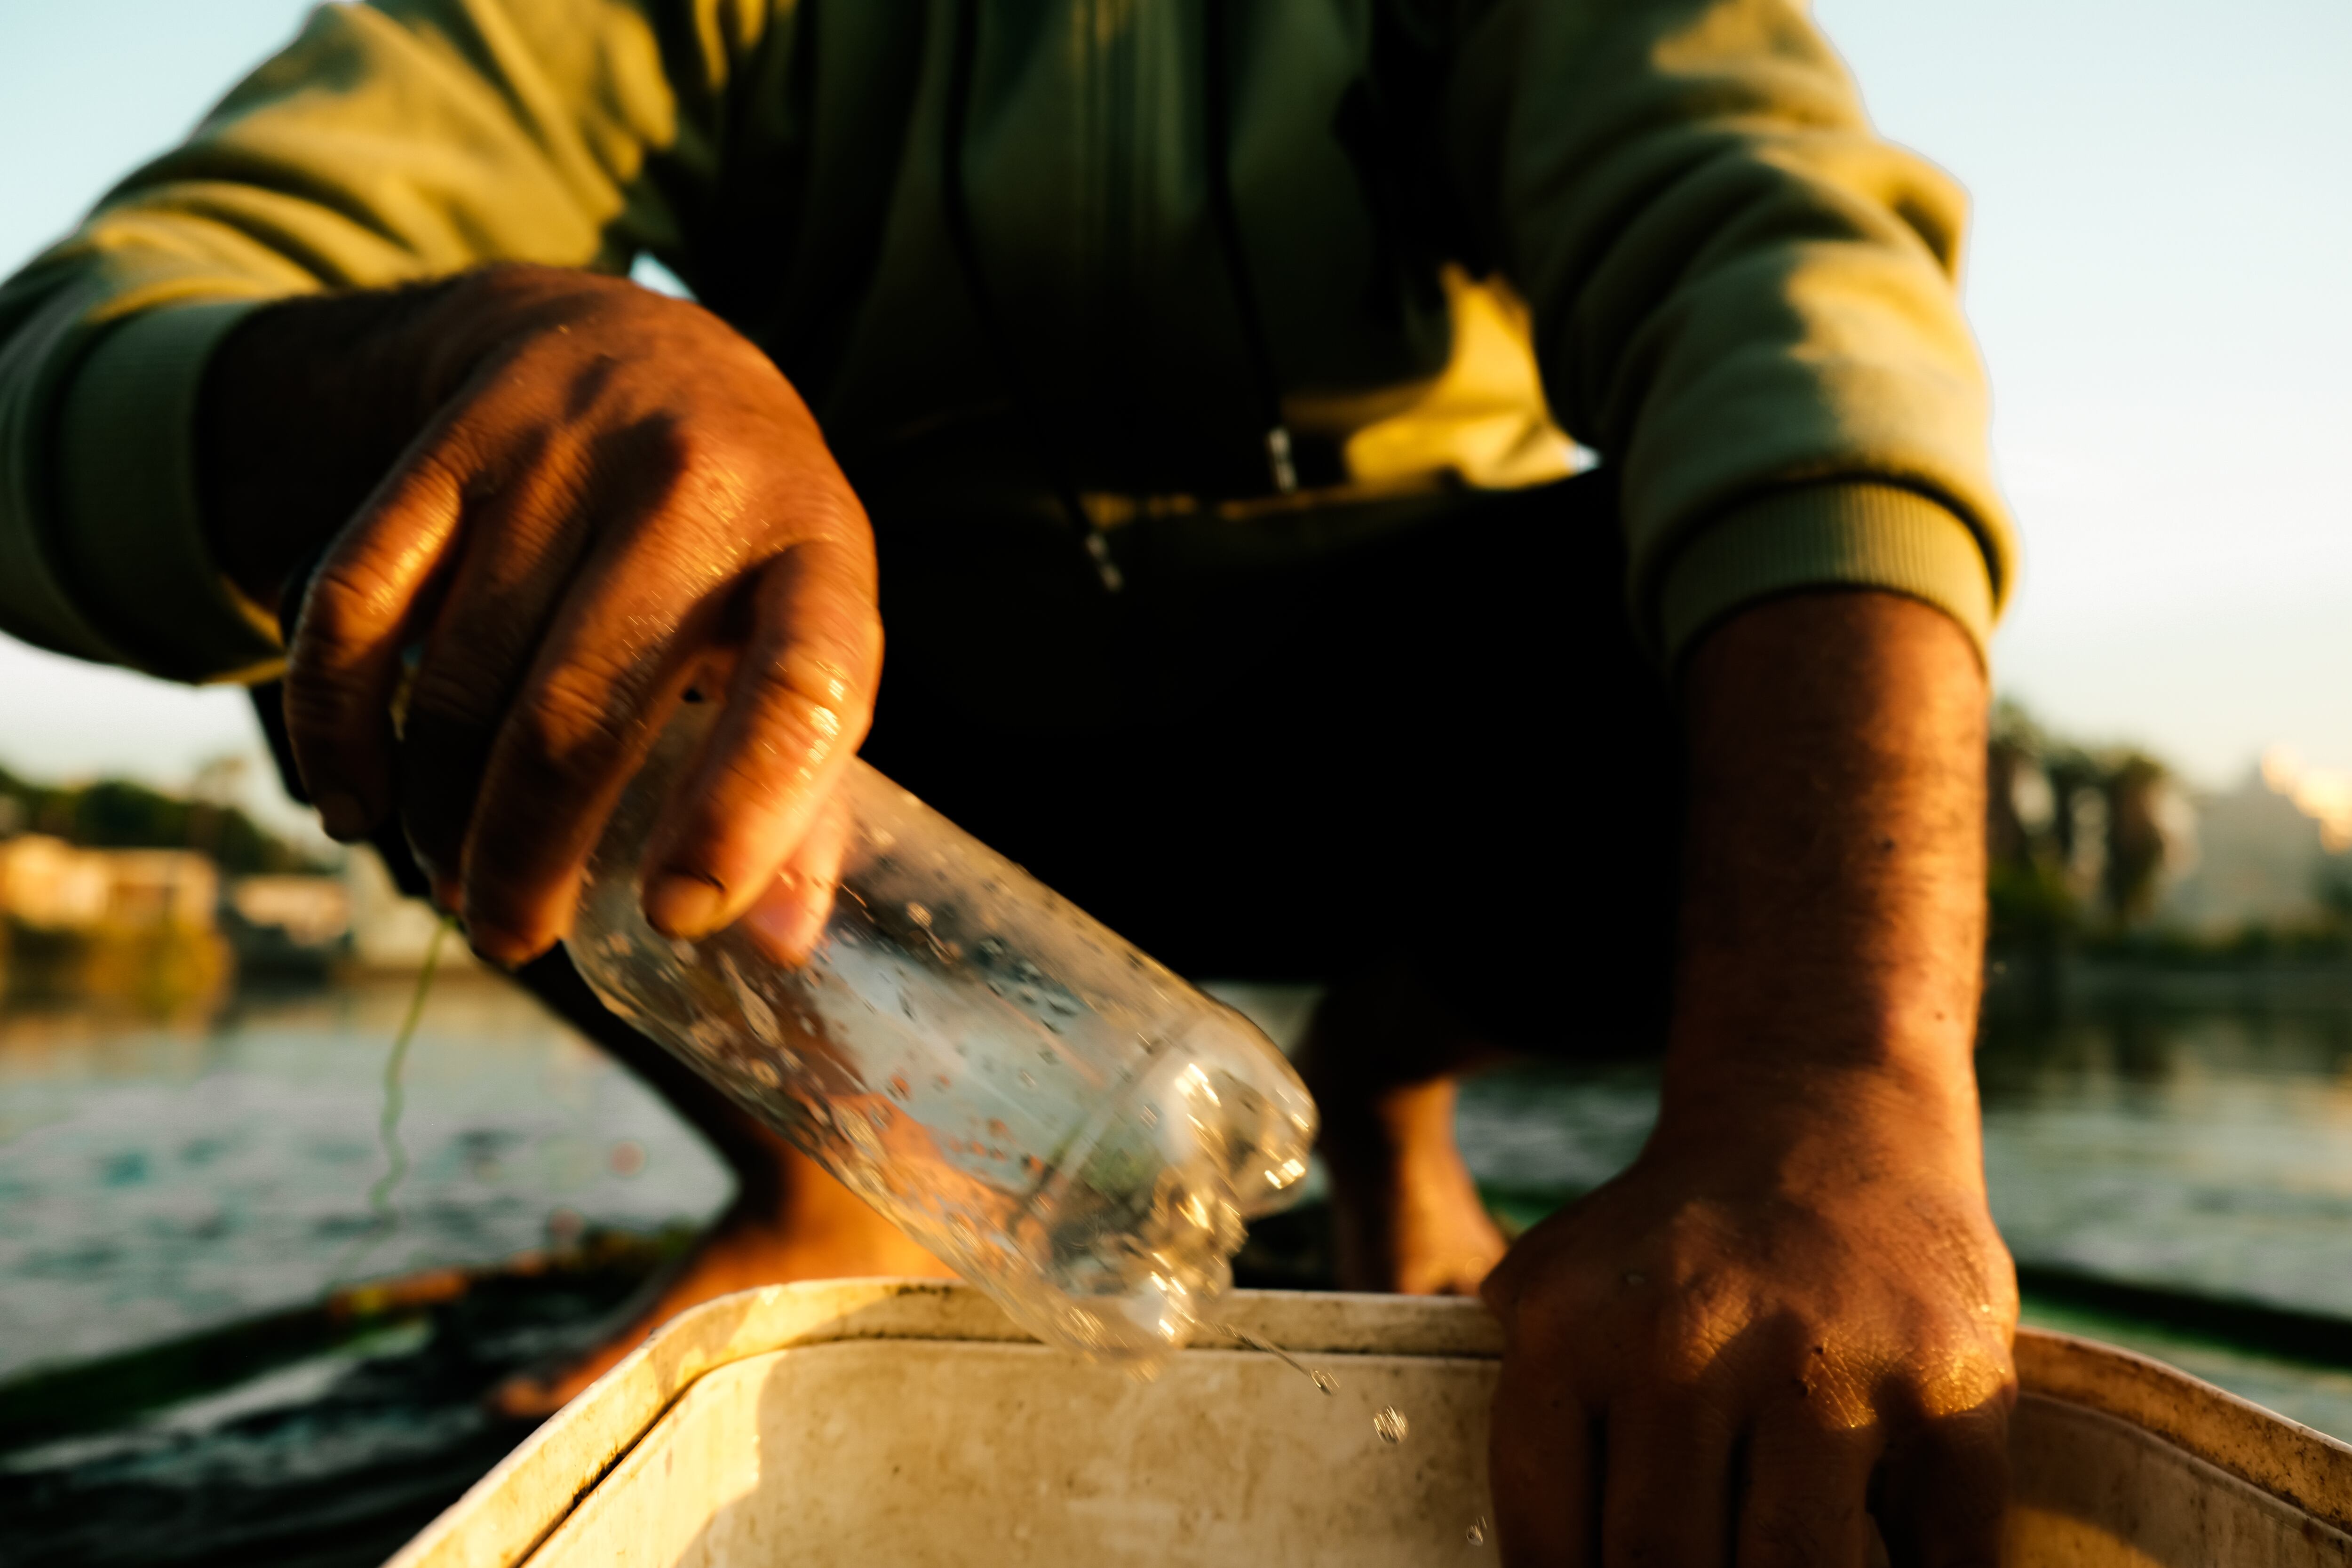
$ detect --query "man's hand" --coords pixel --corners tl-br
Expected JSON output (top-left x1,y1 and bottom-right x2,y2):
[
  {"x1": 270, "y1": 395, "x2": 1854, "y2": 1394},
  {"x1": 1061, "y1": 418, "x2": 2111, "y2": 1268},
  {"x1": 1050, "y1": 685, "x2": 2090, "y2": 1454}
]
[
  {"x1": 1482, "y1": 589, "x2": 2016, "y2": 1565},
  {"x1": 203, "y1": 265, "x2": 877, "y2": 964},
  {"x1": 1484, "y1": 1084, "x2": 2014, "y2": 1564}
]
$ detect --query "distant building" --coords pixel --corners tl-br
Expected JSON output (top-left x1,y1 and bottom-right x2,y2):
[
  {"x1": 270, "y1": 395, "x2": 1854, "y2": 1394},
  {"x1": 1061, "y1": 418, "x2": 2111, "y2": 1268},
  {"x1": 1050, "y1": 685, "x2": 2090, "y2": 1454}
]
[
  {"x1": 0, "y1": 823, "x2": 472, "y2": 971},
  {"x1": 2263, "y1": 748, "x2": 2352, "y2": 853},
  {"x1": 0, "y1": 836, "x2": 216, "y2": 931},
  {"x1": 2159, "y1": 761, "x2": 2333, "y2": 935},
  {"x1": 227, "y1": 876, "x2": 351, "y2": 947},
  {"x1": 219, "y1": 873, "x2": 355, "y2": 975},
  {"x1": 0, "y1": 835, "x2": 112, "y2": 928},
  {"x1": 105, "y1": 851, "x2": 219, "y2": 930}
]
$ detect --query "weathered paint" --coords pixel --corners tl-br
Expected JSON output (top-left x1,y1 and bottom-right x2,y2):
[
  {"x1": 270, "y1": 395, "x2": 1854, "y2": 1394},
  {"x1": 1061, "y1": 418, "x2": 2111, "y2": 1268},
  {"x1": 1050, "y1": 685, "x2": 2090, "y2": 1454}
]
[{"x1": 381, "y1": 1281, "x2": 2352, "y2": 1568}]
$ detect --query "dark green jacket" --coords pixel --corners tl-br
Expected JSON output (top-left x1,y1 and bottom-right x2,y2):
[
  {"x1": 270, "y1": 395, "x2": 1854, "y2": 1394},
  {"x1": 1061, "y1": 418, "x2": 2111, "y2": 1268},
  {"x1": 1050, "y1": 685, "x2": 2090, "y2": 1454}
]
[{"x1": 0, "y1": 0, "x2": 2013, "y2": 682}]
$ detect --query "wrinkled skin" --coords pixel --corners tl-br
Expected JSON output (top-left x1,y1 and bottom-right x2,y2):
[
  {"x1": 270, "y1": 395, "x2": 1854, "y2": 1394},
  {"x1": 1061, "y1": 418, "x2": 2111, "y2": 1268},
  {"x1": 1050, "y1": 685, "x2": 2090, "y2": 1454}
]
[
  {"x1": 1486, "y1": 1095, "x2": 2015, "y2": 1565},
  {"x1": 204, "y1": 270, "x2": 2015, "y2": 1559},
  {"x1": 206, "y1": 264, "x2": 877, "y2": 964},
  {"x1": 1484, "y1": 592, "x2": 2017, "y2": 1566}
]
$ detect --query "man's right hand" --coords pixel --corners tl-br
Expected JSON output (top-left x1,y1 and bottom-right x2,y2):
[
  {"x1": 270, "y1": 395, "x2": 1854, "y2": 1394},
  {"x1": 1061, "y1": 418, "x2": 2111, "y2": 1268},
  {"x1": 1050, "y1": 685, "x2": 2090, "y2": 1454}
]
[{"x1": 201, "y1": 264, "x2": 879, "y2": 966}]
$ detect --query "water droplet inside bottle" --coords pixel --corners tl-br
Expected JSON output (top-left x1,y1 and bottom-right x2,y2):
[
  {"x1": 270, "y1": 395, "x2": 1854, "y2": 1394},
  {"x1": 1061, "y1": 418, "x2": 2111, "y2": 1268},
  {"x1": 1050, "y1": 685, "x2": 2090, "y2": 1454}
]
[
  {"x1": 1467, "y1": 1517, "x2": 1488, "y2": 1546},
  {"x1": 1310, "y1": 1369, "x2": 1337, "y2": 1395},
  {"x1": 1373, "y1": 1406, "x2": 1409, "y2": 1445}
]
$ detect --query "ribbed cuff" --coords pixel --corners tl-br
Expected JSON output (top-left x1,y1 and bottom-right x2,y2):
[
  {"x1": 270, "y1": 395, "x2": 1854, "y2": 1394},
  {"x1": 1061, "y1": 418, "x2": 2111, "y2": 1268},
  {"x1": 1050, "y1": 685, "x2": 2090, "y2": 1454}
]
[
  {"x1": 1656, "y1": 483, "x2": 1997, "y2": 671},
  {"x1": 56, "y1": 299, "x2": 286, "y2": 682}
]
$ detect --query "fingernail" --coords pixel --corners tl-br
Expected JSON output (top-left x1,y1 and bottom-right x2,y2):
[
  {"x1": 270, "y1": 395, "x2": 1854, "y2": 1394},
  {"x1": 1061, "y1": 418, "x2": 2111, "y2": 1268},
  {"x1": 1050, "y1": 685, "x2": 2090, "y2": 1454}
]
[
  {"x1": 465, "y1": 925, "x2": 539, "y2": 972},
  {"x1": 644, "y1": 871, "x2": 727, "y2": 938},
  {"x1": 317, "y1": 791, "x2": 372, "y2": 842},
  {"x1": 468, "y1": 940, "x2": 524, "y2": 972}
]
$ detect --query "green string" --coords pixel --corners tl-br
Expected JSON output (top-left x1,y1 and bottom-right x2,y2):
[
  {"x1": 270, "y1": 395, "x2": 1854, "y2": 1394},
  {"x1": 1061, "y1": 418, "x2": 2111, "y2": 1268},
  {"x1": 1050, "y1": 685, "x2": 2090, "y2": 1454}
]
[{"x1": 332, "y1": 916, "x2": 453, "y2": 1287}]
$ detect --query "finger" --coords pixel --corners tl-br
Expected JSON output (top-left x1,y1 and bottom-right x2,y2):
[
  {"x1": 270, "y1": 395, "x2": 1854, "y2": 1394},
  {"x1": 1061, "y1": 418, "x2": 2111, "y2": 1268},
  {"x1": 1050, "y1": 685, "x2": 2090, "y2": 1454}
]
[
  {"x1": 1876, "y1": 1402, "x2": 2011, "y2": 1568},
  {"x1": 1600, "y1": 1393, "x2": 1735, "y2": 1568},
  {"x1": 396, "y1": 419, "x2": 604, "y2": 884},
  {"x1": 741, "y1": 783, "x2": 852, "y2": 966},
  {"x1": 450, "y1": 516, "x2": 721, "y2": 963},
  {"x1": 1489, "y1": 1364, "x2": 1597, "y2": 1566},
  {"x1": 1733, "y1": 1409, "x2": 1881, "y2": 1568},
  {"x1": 638, "y1": 538, "x2": 882, "y2": 939},
  {"x1": 281, "y1": 448, "x2": 469, "y2": 841}
]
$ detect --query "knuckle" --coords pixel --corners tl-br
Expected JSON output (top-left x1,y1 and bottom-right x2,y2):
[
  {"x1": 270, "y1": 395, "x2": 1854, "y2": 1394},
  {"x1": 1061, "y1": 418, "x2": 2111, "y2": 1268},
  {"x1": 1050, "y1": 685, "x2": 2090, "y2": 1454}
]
[
  {"x1": 779, "y1": 579, "x2": 884, "y2": 675},
  {"x1": 413, "y1": 424, "x2": 486, "y2": 493},
  {"x1": 297, "y1": 557, "x2": 404, "y2": 649},
  {"x1": 510, "y1": 658, "x2": 643, "y2": 779},
  {"x1": 1885, "y1": 1334, "x2": 2016, "y2": 1428},
  {"x1": 669, "y1": 438, "x2": 764, "y2": 544},
  {"x1": 604, "y1": 422, "x2": 760, "y2": 554},
  {"x1": 739, "y1": 651, "x2": 854, "y2": 740},
  {"x1": 1645, "y1": 1288, "x2": 1745, "y2": 1380}
]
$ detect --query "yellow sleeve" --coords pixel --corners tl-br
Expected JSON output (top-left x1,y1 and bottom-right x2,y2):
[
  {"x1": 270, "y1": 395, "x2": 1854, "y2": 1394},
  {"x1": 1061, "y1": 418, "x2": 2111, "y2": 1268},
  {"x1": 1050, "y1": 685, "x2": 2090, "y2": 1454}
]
[
  {"x1": 0, "y1": 0, "x2": 778, "y2": 681},
  {"x1": 1445, "y1": 0, "x2": 2016, "y2": 667}
]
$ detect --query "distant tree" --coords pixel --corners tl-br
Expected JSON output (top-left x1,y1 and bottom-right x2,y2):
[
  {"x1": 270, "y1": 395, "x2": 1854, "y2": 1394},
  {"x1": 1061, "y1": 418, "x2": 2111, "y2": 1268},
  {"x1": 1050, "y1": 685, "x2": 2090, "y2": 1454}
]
[
  {"x1": 1984, "y1": 704, "x2": 2186, "y2": 944},
  {"x1": 0, "y1": 766, "x2": 325, "y2": 876},
  {"x1": 2318, "y1": 856, "x2": 2352, "y2": 935},
  {"x1": 2101, "y1": 753, "x2": 2172, "y2": 928},
  {"x1": 1986, "y1": 703, "x2": 2045, "y2": 871}
]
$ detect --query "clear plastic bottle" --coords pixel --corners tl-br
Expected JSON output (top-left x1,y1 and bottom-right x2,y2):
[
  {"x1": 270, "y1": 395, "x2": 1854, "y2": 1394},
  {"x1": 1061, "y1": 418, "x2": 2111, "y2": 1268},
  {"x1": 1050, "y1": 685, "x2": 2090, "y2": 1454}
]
[{"x1": 568, "y1": 704, "x2": 1318, "y2": 1371}]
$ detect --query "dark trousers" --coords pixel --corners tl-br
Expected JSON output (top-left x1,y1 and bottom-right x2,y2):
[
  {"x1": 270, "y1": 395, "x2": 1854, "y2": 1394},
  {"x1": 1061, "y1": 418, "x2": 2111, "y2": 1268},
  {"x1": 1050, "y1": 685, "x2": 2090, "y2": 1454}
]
[
  {"x1": 254, "y1": 469, "x2": 1684, "y2": 1168},
  {"x1": 860, "y1": 468, "x2": 1685, "y2": 1054}
]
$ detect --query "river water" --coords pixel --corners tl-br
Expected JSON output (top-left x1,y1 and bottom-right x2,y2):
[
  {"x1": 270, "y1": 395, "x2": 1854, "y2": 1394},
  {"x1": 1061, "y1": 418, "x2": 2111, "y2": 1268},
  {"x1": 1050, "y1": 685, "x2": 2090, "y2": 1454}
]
[{"x1": 7, "y1": 972, "x2": 2352, "y2": 1431}]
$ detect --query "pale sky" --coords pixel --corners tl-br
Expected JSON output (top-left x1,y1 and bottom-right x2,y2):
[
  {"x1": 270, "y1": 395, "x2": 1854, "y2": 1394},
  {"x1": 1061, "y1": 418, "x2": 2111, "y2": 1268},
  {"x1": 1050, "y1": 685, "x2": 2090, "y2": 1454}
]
[{"x1": 1, "y1": 0, "x2": 2346, "y2": 824}]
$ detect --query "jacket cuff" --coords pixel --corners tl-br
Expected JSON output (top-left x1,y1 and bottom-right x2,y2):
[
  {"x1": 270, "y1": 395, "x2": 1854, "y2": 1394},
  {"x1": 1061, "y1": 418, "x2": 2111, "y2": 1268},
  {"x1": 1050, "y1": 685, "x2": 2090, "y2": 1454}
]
[
  {"x1": 1655, "y1": 483, "x2": 1997, "y2": 672},
  {"x1": 56, "y1": 299, "x2": 286, "y2": 682}
]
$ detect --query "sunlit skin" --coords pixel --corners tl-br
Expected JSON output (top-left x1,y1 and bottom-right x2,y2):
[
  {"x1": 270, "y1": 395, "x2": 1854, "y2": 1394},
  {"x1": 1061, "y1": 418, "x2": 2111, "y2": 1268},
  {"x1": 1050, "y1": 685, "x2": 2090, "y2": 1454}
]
[
  {"x1": 212, "y1": 265, "x2": 878, "y2": 965},
  {"x1": 1483, "y1": 592, "x2": 2016, "y2": 1566},
  {"x1": 203, "y1": 266, "x2": 2016, "y2": 1557}
]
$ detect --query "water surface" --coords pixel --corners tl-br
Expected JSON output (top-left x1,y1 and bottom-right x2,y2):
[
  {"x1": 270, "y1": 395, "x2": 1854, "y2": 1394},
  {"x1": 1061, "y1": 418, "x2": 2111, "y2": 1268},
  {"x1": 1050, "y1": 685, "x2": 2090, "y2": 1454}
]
[
  {"x1": 8, "y1": 975, "x2": 2352, "y2": 1434},
  {"x1": 0, "y1": 978, "x2": 728, "y2": 1381}
]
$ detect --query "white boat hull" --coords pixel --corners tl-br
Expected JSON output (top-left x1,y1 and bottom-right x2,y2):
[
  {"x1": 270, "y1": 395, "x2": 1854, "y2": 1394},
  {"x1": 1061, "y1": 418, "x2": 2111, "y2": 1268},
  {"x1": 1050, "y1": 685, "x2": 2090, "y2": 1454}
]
[{"x1": 383, "y1": 1281, "x2": 2352, "y2": 1566}]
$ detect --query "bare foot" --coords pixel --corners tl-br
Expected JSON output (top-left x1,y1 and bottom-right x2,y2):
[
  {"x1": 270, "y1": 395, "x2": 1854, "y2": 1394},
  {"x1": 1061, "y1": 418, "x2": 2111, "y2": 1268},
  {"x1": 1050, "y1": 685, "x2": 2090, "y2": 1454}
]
[
  {"x1": 490, "y1": 1143, "x2": 955, "y2": 1416},
  {"x1": 1319, "y1": 1076, "x2": 1510, "y2": 1295},
  {"x1": 1298, "y1": 973, "x2": 1510, "y2": 1297}
]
